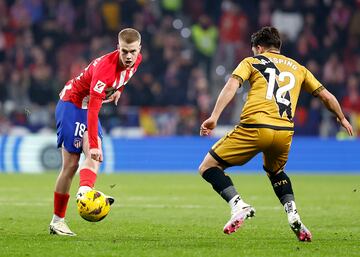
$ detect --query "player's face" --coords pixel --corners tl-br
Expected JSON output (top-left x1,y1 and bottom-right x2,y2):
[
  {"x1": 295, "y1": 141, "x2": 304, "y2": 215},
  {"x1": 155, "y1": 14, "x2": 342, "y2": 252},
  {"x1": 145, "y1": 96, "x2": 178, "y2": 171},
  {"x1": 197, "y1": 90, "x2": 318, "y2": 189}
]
[{"x1": 118, "y1": 40, "x2": 141, "y2": 68}]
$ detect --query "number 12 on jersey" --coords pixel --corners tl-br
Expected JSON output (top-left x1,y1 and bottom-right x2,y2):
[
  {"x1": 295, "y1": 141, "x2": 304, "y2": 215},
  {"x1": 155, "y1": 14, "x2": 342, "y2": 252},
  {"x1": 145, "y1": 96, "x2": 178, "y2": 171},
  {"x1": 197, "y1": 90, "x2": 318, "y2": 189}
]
[{"x1": 264, "y1": 68, "x2": 295, "y2": 106}]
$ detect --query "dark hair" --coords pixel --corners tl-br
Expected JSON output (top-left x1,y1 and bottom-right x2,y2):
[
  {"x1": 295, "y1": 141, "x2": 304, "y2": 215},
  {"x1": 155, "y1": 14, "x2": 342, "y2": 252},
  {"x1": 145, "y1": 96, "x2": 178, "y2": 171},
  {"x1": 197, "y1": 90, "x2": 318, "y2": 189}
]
[{"x1": 251, "y1": 26, "x2": 281, "y2": 49}]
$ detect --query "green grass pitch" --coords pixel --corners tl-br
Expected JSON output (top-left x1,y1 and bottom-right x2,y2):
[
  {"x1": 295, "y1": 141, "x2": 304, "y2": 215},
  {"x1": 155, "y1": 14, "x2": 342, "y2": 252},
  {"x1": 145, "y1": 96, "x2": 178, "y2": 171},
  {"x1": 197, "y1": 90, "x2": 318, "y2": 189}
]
[{"x1": 0, "y1": 173, "x2": 359, "y2": 257}]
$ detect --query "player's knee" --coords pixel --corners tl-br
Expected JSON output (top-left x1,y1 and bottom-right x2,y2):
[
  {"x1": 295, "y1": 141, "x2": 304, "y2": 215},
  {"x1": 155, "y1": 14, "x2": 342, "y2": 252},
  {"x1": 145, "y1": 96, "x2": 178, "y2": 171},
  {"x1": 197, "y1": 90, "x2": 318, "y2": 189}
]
[
  {"x1": 198, "y1": 160, "x2": 208, "y2": 175},
  {"x1": 68, "y1": 161, "x2": 79, "y2": 171},
  {"x1": 61, "y1": 162, "x2": 79, "y2": 178}
]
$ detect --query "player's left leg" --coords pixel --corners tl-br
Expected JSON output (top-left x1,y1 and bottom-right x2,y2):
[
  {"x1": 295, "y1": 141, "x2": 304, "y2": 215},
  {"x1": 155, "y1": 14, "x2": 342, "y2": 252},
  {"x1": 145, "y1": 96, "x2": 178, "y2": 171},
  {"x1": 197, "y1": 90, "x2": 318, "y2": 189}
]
[
  {"x1": 199, "y1": 126, "x2": 261, "y2": 234},
  {"x1": 199, "y1": 154, "x2": 255, "y2": 234},
  {"x1": 263, "y1": 130, "x2": 312, "y2": 242},
  {"x1": 76, "y1": 132, "x2": 114, "y2": 205}
]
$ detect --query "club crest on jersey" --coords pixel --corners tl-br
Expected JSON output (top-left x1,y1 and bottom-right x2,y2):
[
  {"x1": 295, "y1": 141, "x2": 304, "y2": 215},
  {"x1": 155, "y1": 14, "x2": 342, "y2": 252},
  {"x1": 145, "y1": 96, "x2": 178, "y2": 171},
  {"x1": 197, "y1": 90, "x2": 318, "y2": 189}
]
[{"x1": 73, "y1": 138, "x2": 83, "y2": 149}]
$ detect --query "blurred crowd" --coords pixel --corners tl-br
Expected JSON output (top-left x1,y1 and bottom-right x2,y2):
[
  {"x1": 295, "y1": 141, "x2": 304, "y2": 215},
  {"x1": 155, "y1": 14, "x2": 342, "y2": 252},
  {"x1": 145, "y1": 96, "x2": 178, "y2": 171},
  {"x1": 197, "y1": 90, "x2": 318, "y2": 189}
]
[{"x1": 0, "y1": 0, "x2": 359, "y2": 137}]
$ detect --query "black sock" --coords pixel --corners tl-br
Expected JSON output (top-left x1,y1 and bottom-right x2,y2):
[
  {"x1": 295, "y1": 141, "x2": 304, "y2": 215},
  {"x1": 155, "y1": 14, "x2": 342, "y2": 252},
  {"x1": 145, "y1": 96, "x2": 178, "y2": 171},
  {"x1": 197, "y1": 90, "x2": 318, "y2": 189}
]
[
  {"x1": 268, "y1": 171, "x2": 294, "y2": 205},
  {"x1": 202, "y1": 167, "x2": 238, "y2": 202}
]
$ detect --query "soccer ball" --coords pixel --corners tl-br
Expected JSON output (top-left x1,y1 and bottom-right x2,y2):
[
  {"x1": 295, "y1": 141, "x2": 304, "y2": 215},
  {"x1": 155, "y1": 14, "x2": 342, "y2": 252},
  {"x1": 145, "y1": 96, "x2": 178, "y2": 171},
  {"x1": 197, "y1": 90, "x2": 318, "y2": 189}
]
[{"x1": 77, "y1": 190, "x2": 111, "y2": 222}]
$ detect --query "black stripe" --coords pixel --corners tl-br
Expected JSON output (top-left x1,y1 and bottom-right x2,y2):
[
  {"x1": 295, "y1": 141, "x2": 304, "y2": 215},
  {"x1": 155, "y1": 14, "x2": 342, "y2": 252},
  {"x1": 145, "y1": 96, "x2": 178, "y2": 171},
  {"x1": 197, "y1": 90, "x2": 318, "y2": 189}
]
[
  {"x1": 240, "y1": 123, "x2": 294, "y2": 131},
  {"x1": 252, "y1": 55, "x2": 293, "y2": 121},
  {"x1": 312, "y1": 85, "x2": 325, "y2": 96},
  {"x1": 209, "y1": 149, "x2": 232, "y2": 167}
]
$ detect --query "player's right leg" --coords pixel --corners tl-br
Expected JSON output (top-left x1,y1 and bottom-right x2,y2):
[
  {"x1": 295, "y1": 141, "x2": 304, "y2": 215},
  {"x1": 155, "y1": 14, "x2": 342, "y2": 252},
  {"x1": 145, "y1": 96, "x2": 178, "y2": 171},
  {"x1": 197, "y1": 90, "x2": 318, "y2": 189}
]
[
  {"x1": 50, "y1": 100, "x2": 83, "y2": 236},
  {"x1": 50, "y1": 148, "x2": 80, "y2": 236},
  {"x1": 263, "y1": 129, "x2": 312, "y2": 242}
]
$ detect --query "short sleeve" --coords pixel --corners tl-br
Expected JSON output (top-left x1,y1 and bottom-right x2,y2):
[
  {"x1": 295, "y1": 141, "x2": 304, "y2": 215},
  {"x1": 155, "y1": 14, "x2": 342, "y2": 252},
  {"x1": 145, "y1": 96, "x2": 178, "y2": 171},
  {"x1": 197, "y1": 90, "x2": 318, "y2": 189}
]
[
  {"x1": 232, "y1": 58, "x2": 253, "y2": 82},
  {"x1": 302, "y1": 67, "x2": 323, "y2": 95}
]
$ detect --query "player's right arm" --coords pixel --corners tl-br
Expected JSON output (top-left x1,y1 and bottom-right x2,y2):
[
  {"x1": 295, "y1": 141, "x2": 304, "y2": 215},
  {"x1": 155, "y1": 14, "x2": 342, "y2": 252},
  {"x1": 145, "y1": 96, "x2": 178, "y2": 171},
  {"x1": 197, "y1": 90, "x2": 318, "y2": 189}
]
[
  {"x1": 316, "y1": 88, "x2": 354, "y2": 136},
  {"x1": 87, "y1": 62, "x2": 110, "y2": 161},
  {"x1": 303, "y1": 67, "x2": 353, "y2": 136},
  {"x1": 87, "y1": 94, "x2": 103, "y2": 162}
]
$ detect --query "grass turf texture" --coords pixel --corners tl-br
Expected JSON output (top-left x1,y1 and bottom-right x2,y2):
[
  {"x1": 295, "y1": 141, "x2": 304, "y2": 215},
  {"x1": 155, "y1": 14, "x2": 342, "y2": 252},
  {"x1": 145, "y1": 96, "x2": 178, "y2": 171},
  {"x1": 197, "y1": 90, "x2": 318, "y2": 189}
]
[{"x1": 0, "y1": 173, "x2": 359, "y2": 257}]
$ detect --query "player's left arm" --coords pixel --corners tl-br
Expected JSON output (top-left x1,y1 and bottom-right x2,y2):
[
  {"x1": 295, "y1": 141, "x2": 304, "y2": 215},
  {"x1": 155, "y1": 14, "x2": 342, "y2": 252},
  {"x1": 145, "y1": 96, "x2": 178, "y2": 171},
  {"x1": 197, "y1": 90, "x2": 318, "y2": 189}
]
[
  {"x1": 200, "y1": 76, "x2": 242, "y2": 136},
  {"x1": 210, "y1": 76, "x2": 243, "y2": 121},
  {"x1": 103, "y1": 89, "x2": 122, "y2": 105},
  {"x1": 315, "y1": 88, "x2": 354, "y2": 136}
]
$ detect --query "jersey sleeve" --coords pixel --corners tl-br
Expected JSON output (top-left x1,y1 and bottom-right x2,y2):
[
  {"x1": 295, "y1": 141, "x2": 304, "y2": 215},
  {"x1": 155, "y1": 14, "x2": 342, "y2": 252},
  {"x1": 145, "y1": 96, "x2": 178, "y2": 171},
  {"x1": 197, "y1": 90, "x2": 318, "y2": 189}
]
[
  {"x1": 87, "y1": 61, "x2": 112, "y2": 149},
  {"x1": 232, "y1": 57, "x2": 253, "y2": 82},
  {"x1": 302, "y1": 67, "x2": 323, "y2": 95},
  {"x1": 87, "y1": 95, "x2": 102, "y2": 149}
]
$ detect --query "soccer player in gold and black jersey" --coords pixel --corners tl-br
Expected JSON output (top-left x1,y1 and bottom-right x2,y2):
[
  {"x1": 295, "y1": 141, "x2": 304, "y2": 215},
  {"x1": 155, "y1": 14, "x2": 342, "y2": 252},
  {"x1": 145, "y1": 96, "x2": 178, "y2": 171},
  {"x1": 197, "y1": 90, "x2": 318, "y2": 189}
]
[{"x1": 199, "y1": 27, "x2": 353, "y2": 241}]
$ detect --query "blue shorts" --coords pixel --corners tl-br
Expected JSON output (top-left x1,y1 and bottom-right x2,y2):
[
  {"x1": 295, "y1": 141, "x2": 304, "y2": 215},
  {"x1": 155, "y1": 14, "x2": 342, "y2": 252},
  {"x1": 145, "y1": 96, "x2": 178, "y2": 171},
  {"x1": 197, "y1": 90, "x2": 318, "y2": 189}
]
[{"x1": 55, "y1": 100, "x2": 103, "y2": 154}]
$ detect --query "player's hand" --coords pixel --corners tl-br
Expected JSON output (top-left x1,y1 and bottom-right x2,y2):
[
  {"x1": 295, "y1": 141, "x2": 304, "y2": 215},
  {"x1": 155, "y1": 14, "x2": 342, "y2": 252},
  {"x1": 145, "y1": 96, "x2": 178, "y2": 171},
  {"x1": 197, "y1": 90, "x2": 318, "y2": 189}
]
[
  {"x1": 90, "y1": 148, "x2": 103, "y2": 162},
  {"x1": 200, "y1": 116, "x2": 217, "y2": 136},
  {"x1": 337, "y1": 117, "x2": 354, "y2": 136},
  {"x1": 103, "y1": 91, "x2": 121, "y2": 106}
]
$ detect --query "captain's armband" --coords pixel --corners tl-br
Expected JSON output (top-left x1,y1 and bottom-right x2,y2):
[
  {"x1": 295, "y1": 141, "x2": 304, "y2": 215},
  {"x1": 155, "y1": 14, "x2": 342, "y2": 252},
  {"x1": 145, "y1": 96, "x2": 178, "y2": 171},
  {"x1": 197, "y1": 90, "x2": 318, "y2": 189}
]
[
  {"x1": 231, "y1": 74, "x2": 244, "y2": 87},
  {"x1": 312, "y1": 86, "x2": 325, "y2": 97}
]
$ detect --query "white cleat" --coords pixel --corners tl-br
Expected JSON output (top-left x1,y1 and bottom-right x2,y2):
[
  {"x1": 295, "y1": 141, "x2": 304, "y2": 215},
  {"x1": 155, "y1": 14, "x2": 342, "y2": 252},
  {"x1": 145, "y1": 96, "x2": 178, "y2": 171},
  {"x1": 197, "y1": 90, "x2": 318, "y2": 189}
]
[
  {"x1": 285, "y1": 201, "x2": 312, "y2": 242},
  {"x1": 49, "y1": 220, "x2": 76, "y2": 236},
  {"x1": 223, "y1": 206, "x2": 256, "y2": 235},
  {"x1": 77, "y1": 189, "x2": 115, "y2": 206}
]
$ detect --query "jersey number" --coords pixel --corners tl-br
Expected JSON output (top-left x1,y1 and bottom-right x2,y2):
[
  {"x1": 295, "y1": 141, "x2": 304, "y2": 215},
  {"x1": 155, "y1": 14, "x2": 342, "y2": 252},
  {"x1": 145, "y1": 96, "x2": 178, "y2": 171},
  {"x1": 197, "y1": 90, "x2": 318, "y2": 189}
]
[
  {"x1": 264, "y1": 68, "x2": 295, "y2": 106},
  {"x1": 74, "y1": 122, "x2": 86, "y2": 137}
]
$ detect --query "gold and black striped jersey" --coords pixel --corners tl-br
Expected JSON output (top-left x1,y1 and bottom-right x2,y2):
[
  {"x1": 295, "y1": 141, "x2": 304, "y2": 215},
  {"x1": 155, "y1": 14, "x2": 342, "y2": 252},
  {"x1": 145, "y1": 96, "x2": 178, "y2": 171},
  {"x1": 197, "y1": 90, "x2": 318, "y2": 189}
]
[{"x1": 232, "y1": 52, "x2": 322, "y2": 129}]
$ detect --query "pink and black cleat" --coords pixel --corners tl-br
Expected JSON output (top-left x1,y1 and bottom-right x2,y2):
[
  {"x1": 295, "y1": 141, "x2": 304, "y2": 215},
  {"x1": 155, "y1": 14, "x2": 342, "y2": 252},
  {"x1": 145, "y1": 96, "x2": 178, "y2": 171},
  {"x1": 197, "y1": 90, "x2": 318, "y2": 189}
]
[
  {"x1": 290, "y1": 221, "x2": 312, "y2": 242},
  {"x1": 223, "y1": 206, "x2": 255, "y2": 235}
]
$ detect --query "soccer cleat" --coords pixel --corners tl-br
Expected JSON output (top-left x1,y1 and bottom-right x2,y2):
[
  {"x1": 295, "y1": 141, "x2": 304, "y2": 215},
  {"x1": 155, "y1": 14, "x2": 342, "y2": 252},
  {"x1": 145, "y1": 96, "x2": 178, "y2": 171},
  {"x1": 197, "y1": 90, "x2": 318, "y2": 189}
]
[
  {"x1": 106, "y1": 195, "x2": 115, "y2": 205},
  {"x1": 76, "y1": 187, "x2": 91, "y2": 201},
  {"x1": 49, "y1": 220, "x2": 76, "y2": 236},
  {"x1": 290, "y1": 220, "x2": 312, "y2": 242},
  {"x1": 285, "y1": 201, "x2": 312, "y2": 242},
  {"x1": 223, "y1": 206, "x2": 255, "y2": 235},
  {"x1": 97, "y1": 191, "x2": 115, "y2": 206},
  {"x1": 77, "y1": 189, "x2": 115, "y2": 206}
]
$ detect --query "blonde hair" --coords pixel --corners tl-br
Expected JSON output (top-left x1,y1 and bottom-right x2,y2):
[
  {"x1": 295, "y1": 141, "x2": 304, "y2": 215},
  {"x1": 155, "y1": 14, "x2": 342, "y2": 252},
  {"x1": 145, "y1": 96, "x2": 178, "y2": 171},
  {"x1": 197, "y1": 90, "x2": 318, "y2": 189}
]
[{"x1": 118, "y1": 28, "x2": 141, "y2": 44}]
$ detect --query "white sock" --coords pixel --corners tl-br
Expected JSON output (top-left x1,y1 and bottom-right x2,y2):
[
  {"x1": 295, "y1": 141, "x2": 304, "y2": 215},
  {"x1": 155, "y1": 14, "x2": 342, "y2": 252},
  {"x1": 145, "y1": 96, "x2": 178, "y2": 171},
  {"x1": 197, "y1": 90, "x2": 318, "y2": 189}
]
[
  {"x1": 51, "y1": 214, "x2": 64, "y2": 223},
  {"x1": 284, "y1": 201, "x2": 301, "y2": 223},
  {"x1": 77, "y1": 186, "x2": 92, "y2": 196},
  {"x1": 284, "y1": 200, "x2": 297, "y2": 214},
  {"x1": 229, "y1": 195, "x2": 248, "y2": 212}
]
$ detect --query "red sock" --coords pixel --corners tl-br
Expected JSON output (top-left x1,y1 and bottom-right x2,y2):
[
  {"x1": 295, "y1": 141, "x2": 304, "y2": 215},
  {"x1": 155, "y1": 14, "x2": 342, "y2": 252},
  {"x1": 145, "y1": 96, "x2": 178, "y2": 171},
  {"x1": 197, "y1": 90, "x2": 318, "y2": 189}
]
[
  {"x1": 54, "y1": 192, "x2": 70, "y2": 218},
  {"x1": 79, "y1": 168, "x2": 97, "y2": 188}
]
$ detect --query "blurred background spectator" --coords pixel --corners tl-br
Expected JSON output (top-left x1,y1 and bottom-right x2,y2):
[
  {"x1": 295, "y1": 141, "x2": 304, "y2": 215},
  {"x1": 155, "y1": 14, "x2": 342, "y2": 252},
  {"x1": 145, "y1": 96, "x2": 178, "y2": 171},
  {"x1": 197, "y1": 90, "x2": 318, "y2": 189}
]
[{"x1": 0, "y1": 0, "x2": 359, "y2": 137}]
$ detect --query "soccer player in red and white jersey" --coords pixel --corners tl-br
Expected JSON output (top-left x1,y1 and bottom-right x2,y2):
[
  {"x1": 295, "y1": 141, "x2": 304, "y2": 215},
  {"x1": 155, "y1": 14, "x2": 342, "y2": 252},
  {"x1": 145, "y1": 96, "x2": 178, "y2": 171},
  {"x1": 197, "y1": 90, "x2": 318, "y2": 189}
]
[{"x1": 49, "y1": 28, "x2": 142, "y2": 236}]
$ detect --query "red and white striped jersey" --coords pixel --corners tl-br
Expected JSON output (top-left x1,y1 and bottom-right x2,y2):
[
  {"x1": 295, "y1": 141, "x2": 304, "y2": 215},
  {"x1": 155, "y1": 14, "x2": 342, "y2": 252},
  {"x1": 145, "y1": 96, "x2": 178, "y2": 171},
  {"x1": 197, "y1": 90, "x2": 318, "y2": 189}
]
[
  {"x1": 60, "y1": 50, "x2": 142, "y2": 109},
  {"x1": 59, "y1": 50, "x2": 142, "y2": 149}
]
